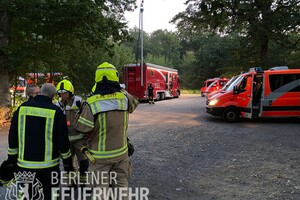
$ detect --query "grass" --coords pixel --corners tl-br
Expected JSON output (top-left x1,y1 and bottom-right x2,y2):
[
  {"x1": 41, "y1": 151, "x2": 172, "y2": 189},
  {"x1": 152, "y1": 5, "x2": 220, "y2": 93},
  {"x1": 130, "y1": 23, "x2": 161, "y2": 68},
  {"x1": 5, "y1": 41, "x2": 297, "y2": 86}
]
[{"x1": 180, "y1": 89, "x2": 200, "y2": 94}]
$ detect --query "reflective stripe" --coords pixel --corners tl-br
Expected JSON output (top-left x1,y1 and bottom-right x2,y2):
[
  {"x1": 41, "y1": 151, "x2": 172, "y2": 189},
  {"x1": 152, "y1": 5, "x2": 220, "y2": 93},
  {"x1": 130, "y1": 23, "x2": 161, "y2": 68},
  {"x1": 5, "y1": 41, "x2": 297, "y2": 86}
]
[
  {"x1": 123, "y1": 112, "x2": 128, "y2": 146},
  {"x1": 8, "y1": 148, "x2": 18, "y2": 155},
  {"x1": 68, "y1": 134, "x2": 85, "y2": 141},
  {"x1": 263, "y1": 79, "x2": 300, "y2": 106},
  {"x1": 98, "y1": 113, "x2": 106, "y2": 152},
  {"x1": 18, "y1": 107, "x2": 56, "y2": 166},
  {"x1": 90, "y1": 145, "x2": 128, "y2": 159},
  {"x1": 17, "y1": 158, "x2": 60, "y2": 169},
  {"x1": 45, "y1": 117, "x2": 54, "y2": 160},
  {"x1": 78, "y1": 116, "x2": 94, "y2": 128},
  {"x1": 61, "y1": 149, "x2": 71, "y2": 159},
  {"x1": 87, "y1": 92, "x2": 128, "y2": 115},
  {"x1": 18, "y1": 114, "x2": 25, "y2": 160}
]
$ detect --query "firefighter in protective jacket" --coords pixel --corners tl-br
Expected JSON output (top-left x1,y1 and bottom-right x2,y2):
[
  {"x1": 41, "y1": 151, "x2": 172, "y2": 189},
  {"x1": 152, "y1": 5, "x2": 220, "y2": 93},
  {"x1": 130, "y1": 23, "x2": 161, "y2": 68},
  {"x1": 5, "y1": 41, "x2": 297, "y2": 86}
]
[
  {"x1": 56, "y1": 79, "x2": 89, "y2": 185},
  {"x1": 6, "y1": 83, "x2": 73, "y2": 200},
  {"x1": 74, "y1": 62, "x2": 139, "y2": 199}
]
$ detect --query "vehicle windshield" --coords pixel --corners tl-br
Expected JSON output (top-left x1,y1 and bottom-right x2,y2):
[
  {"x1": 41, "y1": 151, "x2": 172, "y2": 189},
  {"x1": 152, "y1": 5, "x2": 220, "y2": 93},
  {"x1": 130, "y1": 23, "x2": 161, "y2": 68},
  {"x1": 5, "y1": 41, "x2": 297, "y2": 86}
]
[
  {"x1": 206, "y1": 80, "x2": 218, "y2": 91},
  {"x1": 223, "y1": 75, "x2": 244, "y2": 92},
  {"x1": 221, "y1": 76, "x2": 238, "y2": 91}
]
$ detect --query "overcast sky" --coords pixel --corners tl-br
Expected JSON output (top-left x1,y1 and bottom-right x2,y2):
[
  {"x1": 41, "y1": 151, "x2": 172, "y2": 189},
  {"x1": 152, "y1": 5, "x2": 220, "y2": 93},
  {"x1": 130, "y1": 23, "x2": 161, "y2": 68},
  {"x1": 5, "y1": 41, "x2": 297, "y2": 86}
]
[{"x1": 124, "y1": 0, "x2": 187, "y2": 33}]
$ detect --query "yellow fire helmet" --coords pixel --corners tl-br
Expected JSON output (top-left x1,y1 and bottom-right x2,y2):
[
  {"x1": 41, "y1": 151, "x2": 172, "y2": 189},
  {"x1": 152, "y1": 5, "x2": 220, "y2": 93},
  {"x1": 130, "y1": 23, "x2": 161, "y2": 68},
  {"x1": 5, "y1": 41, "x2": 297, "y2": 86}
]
[
  {"x1": 95, "y1": 62, "x2": 119, "y2": 83},
  {"x1": 56, "y1": 79, "x2": 74, "y2": 95}
]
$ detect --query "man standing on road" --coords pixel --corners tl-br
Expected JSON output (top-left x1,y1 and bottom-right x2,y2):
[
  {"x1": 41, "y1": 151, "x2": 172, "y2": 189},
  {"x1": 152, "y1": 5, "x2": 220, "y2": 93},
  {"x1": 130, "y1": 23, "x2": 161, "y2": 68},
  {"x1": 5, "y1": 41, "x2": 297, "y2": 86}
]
[
  {"x1": 56, "y1": 79, "x2": 89, "y2": 186},
  {"x1": 74, "y1": 62, "x2": 139, "y2": 199},
  {"x1": 147, "y1": 83, "x2": 154, "y2": 104},
  {"x1": 6, "y1": 83, "x2": 73, "y2": 200}
]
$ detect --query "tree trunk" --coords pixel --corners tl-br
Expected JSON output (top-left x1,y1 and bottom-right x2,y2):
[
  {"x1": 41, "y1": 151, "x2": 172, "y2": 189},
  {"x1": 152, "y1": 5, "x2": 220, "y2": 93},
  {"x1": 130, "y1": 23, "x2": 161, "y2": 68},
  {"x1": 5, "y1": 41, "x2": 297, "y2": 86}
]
[
  {"x1": 0, "y1": 8, "x2": 12, "y2": 122},
  {"x1": 260, "y1": 36, "x2": 269, "y2": 66}
]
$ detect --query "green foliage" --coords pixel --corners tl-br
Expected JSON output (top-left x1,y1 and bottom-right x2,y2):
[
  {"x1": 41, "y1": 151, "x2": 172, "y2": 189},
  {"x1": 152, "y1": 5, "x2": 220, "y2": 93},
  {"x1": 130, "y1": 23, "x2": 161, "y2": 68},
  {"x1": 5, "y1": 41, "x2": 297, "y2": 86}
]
[
  {"x1": 1, "y1": 0, "x2": 137, "y2": 97},
  {"x1": 180, "y1": 89, "x2": 200, "y2": 94},
  {"x1": 172, "y1": 0, "x2": 300, "y2": 66},
  {"x1": 145, "y1": 54, "x2": 170, "y2": 67},
  {"x1": 10, "y1": 94, "x2": 26, "y2": 108}
]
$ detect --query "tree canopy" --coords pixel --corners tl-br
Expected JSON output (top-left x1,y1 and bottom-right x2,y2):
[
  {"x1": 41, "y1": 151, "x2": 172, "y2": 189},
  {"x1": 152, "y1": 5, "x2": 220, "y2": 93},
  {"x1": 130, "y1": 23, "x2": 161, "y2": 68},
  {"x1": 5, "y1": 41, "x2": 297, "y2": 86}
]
[
  {"x1": 172, "y1": 0, "x2": 300, "y2": 66},
  {"x1": 0, "y1": 0, "x2": 137, "y2": 109}
]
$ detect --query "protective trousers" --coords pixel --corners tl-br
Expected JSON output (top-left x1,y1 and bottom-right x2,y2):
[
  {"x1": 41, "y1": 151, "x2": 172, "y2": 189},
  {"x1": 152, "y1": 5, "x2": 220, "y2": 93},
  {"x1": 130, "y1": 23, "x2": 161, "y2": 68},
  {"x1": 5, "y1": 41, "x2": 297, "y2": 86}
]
[
  {"x1": 89, "y1": 157, "x2": 131, "y2": 200},
  {"x1": 70, "y1": 139, "x2": 89, "y2": 184}
]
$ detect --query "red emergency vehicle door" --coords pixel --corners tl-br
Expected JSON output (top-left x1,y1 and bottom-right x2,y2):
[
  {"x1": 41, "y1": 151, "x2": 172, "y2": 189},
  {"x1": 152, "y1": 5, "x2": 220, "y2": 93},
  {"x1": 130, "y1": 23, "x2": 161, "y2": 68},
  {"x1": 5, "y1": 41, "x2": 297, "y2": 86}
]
[
  {"x1": 236, "y1": 74, "x2": 254, "y2": 119},
  {"x1": 252, "y1": 73, "x2": 264, "y2": 117},
  {"x1": 127, "y1": 67, "x2": 142, "y2": 98}
]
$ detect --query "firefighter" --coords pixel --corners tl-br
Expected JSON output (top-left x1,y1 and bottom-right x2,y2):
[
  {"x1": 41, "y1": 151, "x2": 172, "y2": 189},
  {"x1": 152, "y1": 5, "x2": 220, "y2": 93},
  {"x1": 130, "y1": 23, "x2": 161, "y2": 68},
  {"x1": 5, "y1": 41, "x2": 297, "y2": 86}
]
[
  {"x1": 74, "y1": 62, "x2": 139, "y2": 199},
  {"x1": 6, "y1": 83, "x2": 73, "y2": 200},
  {"x1": 56, "y1": 79, "x2": 89, "y2": 185},
  {"x1": 147, "y1": 83, "x2": 154, "y2": 104}
]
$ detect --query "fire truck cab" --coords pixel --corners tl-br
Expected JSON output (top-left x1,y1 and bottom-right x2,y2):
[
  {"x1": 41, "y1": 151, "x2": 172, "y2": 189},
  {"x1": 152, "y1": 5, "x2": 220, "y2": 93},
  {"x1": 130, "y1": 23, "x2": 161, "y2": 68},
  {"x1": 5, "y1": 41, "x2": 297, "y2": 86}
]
[{"x1": 206, "y1": 67, "x2": 300, "y2": 122}]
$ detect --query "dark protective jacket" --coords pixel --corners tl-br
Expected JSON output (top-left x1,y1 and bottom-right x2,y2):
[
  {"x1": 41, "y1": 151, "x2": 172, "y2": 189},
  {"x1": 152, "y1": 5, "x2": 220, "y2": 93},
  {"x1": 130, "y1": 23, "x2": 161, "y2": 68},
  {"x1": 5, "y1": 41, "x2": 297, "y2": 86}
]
[
  {"x1": 147, "y1": 85, "x2": 154, "y2": 96},
  {"x1": 7, "y1": 95, "x2": 72, "y2": 169}
]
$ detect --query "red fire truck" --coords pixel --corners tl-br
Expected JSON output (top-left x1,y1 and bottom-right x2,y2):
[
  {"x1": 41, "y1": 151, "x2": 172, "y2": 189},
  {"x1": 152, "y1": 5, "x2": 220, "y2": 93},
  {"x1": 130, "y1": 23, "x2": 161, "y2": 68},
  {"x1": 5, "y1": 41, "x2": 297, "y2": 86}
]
[{"x1": 123, "y1": 63, "x2": 180, "y2": 101}]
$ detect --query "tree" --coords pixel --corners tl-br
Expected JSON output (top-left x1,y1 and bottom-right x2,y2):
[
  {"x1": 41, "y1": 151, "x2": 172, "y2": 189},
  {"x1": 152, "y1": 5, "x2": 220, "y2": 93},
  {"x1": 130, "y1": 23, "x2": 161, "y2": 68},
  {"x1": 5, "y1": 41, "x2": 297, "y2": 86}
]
[
  {"x1": 148, "y1": 29, "x2": 182, "y2": 68},
  {"x1": 0, "y1": 0, "x2": 137, "y2": 118},
  {"x1": 0, "y1": 6, "x2": 11, "y2": 121},
  {"x1": 124, "y1": 28, "x2": 183, "y2": 68},
  {"x1": 172, "y1": 0, "x2": 300, "y2": 66},
  {"x1": 178, "y1": 33, "x2": 242, "y2": 89}
]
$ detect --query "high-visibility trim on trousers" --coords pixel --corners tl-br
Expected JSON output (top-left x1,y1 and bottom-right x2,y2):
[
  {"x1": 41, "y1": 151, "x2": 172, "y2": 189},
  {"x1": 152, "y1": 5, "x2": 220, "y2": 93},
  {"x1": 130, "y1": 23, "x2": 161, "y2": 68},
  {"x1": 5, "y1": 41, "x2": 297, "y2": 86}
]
[{"x1": 90, "y1": 146, "x2": 128, "y2": 159}]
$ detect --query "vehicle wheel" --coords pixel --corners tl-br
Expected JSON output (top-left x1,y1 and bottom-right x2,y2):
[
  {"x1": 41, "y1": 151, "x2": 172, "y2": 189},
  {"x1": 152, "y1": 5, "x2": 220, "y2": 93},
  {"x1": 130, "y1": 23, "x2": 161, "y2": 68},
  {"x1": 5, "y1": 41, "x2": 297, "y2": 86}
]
[
  {"x1": 156, "y1": 93, "x2": 160, "y2": 100},
  {"x1": 176, "y1": 90, "x2": 180, "y2": 97},
  {"x1": 222, "y1": 107, "x2": 240, "y2": 123},
  {"x1": 161, "y1": 92, "x2": 165, "y2": 100}
]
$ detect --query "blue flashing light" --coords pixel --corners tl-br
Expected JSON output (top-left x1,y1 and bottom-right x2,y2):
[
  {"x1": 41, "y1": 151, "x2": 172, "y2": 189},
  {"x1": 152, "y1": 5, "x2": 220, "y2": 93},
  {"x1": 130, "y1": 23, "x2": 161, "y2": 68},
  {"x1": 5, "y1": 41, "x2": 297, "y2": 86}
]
[{"x1": 249, "y1": 67, "x2": 263, "y2": 72}]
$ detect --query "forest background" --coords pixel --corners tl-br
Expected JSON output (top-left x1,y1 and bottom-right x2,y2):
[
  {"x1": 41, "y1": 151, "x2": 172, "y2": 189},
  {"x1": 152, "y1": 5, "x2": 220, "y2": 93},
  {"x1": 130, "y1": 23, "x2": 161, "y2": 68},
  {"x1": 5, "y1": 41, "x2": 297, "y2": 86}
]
[{"x1": 0, "y1": 0, "x2": 299, "y2": 119}]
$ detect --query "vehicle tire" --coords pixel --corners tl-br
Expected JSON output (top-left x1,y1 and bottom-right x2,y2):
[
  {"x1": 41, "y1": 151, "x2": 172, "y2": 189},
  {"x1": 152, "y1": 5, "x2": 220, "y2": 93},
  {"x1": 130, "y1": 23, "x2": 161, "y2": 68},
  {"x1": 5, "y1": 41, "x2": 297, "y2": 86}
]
[
  {"x1": 176, "y1": 90, "x2": 180, "y2": 97},
  {"x1": 222, "y1": 107, "x2": 240, "y2": 123},
  {"x1": 156, "y1": 93, "x2": 161, "y2": 101},
  {"x1": 161, "y1": 92, "x2": 165, "y2": 100}
]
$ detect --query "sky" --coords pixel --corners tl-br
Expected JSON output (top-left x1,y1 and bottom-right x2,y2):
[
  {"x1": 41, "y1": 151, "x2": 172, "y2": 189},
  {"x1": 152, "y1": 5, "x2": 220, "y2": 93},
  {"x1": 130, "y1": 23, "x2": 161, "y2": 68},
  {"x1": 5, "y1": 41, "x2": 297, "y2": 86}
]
[{"x1": 124, "y1": 0, "x2": 187, "y2": 33}]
